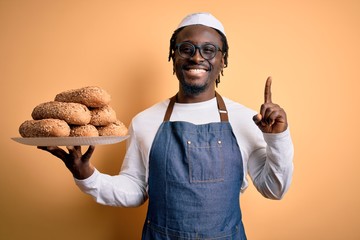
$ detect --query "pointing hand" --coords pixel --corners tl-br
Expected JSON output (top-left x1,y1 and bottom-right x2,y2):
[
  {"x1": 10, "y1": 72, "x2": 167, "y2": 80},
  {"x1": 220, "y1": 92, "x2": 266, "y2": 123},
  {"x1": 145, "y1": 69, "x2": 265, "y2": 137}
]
[{"x1": 253, "y1": 77, "x2": 288, "y2": 133}]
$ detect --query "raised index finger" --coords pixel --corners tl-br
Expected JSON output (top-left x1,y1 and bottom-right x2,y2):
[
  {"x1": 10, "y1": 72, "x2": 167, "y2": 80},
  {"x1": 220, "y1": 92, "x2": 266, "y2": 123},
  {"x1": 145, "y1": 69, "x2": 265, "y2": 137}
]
[{"x1": 264, "y1": 76, "x2": 272, "y2": 103}]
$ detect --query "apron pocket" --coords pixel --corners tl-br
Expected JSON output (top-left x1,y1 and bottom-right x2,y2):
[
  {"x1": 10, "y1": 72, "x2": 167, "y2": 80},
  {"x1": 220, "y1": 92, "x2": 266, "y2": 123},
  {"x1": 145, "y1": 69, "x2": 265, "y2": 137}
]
[{"x1": 187, "y1": 138, "x2": 224, "y2": 183}]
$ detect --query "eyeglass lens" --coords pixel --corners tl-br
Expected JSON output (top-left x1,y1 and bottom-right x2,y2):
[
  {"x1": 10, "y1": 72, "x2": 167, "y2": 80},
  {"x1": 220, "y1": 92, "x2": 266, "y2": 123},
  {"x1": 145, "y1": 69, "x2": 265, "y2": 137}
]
[{"x1": 177, "y1": 42, "x2": 219, "y2": 60}]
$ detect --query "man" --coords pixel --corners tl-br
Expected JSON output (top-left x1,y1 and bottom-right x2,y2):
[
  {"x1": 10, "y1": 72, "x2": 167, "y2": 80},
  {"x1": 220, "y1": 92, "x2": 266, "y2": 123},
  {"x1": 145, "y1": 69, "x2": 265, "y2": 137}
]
[{"x1": 39, "y1": 13, "x2": 294, "y2": 240}]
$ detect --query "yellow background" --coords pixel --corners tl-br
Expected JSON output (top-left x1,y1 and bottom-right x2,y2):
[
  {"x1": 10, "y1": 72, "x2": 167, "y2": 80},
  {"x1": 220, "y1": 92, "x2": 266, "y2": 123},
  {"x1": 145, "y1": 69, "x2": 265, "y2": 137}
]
[{"x1": 1, "y1": 0, "x2": 359, "y2": 239}]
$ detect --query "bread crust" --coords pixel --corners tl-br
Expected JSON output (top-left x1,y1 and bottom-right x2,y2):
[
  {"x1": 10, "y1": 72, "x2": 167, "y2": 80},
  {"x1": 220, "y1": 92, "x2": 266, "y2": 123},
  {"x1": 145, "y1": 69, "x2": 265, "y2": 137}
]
[
  {"x1": 19, "y1": 119, "x2": 70, "y2": 137},
  {"x1": 32, "y1": 101, "x2": 91, "y2": 125},
  {"x1": 97, "y1": 120, "x2": 128, "y2": 136},
  {"x1": 70, "y1": 124, "x2": 99, "y2": 137},
  {"x1": 90, "y1": 105, "x2": 117, "y2": 126},
  {"x1": 55, "y1": 86, "x2": 111, "y2": 108}
]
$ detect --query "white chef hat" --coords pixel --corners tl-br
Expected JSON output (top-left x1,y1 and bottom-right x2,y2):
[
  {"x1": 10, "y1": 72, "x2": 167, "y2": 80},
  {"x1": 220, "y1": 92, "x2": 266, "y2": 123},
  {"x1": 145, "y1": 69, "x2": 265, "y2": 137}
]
[{"x1": 176, "y1": 12, "x2": 226, "y2": 36}]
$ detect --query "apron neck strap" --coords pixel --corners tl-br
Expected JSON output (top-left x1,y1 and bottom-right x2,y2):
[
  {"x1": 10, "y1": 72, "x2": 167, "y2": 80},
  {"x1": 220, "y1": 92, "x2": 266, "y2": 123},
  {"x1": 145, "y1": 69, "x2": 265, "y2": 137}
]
[
  {"x1": 163, "y1": 92, "x2": 229, "y2": 122},
  {"x1": 216, "y1": 92, "x2": 229, "y2": 122},
  {"x1": 163, "y1": 95, "x2": 177, "y2": 122}
]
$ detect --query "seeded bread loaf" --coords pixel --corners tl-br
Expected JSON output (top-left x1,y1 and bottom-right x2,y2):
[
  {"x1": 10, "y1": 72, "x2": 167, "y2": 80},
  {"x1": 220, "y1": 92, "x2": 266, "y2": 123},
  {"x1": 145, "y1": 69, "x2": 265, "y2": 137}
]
[
  {"x1": 19, "y1": 86, "x2": 127, "y2": 138},
  {"x1": 19, "y1": 119, "x2": 70, "y2": 137},
  {"x1": 70, "y1": 124, "x2": 99, "y2": 137},
  {"x1": 97, "y1": 120, "x2": 128, "y2": 136},
  {"x1": 55, "y1": 86, "x2": 111, "y2": 108},
  {"x1": 90, "y1": 105, "x2": 117, "y2": 126},
  {"x1": 32, "y1": 101, "x2": 91, "y2": 125}
]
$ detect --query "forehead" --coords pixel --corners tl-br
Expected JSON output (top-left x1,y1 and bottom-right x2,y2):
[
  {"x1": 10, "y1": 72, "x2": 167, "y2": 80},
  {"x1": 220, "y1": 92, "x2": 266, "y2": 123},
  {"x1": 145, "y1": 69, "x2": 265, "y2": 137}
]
[{"x1": 176, "y1": 25, "x2": 222, "y2": 46}]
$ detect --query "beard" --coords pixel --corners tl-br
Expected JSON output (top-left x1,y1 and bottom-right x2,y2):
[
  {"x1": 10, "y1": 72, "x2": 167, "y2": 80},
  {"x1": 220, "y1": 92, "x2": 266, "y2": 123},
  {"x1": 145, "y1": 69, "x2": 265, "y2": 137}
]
[
  {"x1": 179, "y1": 77, "x2": 209, "y2": 95},
  {"x1": 176, "y1": 62, "x2": 216, "y2": 95}
]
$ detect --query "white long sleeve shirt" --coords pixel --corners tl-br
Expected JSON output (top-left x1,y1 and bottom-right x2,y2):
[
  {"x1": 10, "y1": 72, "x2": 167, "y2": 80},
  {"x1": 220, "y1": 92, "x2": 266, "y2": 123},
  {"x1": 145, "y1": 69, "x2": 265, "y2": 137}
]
[{"x1": 75, "y1": 97, "x2": 294, "y2": 207}]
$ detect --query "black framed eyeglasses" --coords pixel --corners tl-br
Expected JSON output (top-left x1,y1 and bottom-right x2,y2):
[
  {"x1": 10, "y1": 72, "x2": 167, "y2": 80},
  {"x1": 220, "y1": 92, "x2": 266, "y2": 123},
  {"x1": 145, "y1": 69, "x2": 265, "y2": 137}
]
[{"x1": 175, "y1": 42, "x2": 222, "y2": 60}]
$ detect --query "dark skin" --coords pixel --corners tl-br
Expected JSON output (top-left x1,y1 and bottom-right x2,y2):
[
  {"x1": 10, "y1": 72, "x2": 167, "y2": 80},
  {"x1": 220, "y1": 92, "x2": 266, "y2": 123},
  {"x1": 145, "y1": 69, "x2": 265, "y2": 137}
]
[
  {"x1": 253, "y1": 76, "x2": 288, "y2": 133},
  {"x1": 37, "y1": 145, "x2": 95, "y2": 179},
  {"x1": 173, "y1": 25, "x2": 225, "y2": 103},
  {"x1": 38, "y1": 25, "x2": 288, "y2": 179}
]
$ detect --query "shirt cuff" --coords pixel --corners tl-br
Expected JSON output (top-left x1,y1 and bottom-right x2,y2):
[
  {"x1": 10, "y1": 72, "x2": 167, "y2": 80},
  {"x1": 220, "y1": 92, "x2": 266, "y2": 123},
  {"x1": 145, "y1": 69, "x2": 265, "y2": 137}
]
[
  {"x1": 262, "y1": 127, "x2": 291, "y2": 143},
  {"x1": 74, "y1": 168, "x2": 100, "y2": 189}
]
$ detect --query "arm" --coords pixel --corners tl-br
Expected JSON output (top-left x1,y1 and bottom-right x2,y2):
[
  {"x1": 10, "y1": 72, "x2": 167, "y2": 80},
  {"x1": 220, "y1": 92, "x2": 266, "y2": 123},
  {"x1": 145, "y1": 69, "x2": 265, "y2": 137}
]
[
  {"x1": 75, "y1": 123, "x2": 148, "y2": 207},
  {"x1": 248, "y1": 129, "x2": 294, "y2": 199},
  {"x1": 74, "y1": 168, "x2": 147, "y2": 207},
  {"x1": 249, "y1": 77, "x2": 294, "y2": 199},
  {"x1": 38, "y1": 123, "x2": 148, "y2": 207}
]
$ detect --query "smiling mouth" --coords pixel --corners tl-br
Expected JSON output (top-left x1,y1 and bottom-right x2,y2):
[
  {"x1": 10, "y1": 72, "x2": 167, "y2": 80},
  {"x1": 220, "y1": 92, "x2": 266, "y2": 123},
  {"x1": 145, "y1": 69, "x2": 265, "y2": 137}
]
[{"x1": 187, "y1": 68, "x2": 207, "y2": 73}]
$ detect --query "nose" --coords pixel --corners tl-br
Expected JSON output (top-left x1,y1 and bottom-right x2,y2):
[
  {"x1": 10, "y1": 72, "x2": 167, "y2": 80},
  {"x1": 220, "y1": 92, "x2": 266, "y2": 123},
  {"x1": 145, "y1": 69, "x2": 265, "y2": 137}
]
[{"x1": 190, "y1": 47, "x2": 204, "y2": 62}]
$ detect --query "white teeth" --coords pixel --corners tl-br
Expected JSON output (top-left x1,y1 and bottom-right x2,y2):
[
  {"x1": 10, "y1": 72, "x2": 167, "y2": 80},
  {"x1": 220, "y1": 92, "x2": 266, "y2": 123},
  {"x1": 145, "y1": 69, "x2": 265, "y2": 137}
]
[{"x1": 188, "y1": 69, "x2": 206, "y2": 73}]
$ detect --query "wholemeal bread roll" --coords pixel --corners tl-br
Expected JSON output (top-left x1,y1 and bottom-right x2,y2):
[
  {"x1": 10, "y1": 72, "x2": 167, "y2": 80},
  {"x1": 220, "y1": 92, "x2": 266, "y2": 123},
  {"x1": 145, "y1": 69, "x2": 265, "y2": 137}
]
[
  {"x1": 19, "y1": 119, "x2": 70, "y2": 137},
  {"x1": 90, "y1": 105, "x2": 117, "y2": 126},
  {"x1": 97, "y1": 120, "x2": 128, "y2": 136},
  {"x1": 18, "y1": 86, "x2": 128, "y2": 139},
  {"x1": 70, "y1": 125, "x2": 99, "y2": 137},
  {"x1": 32, "y1": 101, "x2": 91, "y2": 125},
  {"x1": 55, "y1": 86, "x2": 111, "y2": 108}
]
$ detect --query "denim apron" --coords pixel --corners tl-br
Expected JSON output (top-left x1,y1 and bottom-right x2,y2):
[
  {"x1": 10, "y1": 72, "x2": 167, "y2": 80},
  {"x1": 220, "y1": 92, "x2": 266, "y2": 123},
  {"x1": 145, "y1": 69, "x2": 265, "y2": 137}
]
[{"x1": 142, "y1": 93, "x2": 247, "y2": 240}]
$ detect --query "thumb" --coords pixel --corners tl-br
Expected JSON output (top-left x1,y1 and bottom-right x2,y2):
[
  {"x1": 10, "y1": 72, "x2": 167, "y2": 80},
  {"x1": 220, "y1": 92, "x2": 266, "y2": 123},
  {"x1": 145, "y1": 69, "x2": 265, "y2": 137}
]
[{"x1": 253, "y1": 113, "x2": 262, "y2": 126}]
